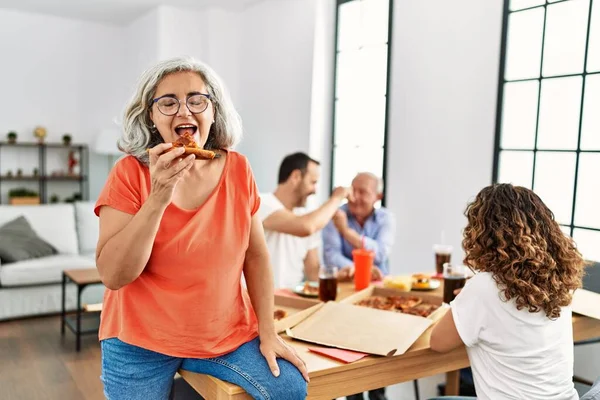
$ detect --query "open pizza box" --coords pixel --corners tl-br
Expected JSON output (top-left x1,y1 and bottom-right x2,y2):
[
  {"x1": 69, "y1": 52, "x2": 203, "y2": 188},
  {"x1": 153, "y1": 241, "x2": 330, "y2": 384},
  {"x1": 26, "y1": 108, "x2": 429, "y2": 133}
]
[
  {"x1": 273, "y1": 294, "x2": 323, "y2": 334},
  {"x1": 341, "y1": 286, "x2": 449, "y2": 323},
  {"x1": 572, "y1": 288, "x2": 600, "y2": 320},
  {"x1": 284, "y1": 286, "x2": 449, "y2": 357}
]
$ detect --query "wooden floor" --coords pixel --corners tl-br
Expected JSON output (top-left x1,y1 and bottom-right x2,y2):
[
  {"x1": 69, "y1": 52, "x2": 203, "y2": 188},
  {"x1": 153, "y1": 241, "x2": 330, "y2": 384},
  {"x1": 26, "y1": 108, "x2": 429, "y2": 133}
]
[
  {"x1": 0, "y1": 315, "x2": 206, "y2": 400},
  {"x1": 0, "y1": 315, "x2": 104, "y2": 400}
]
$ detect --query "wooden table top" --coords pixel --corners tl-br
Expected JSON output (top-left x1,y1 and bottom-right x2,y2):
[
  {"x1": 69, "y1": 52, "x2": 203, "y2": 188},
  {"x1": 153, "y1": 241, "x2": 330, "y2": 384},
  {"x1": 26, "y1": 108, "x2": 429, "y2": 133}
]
[
  {"x1": 64, "y1": 268, "x2": 101, "y2": 285},
  {"x1": 180, "y1": 279, "x2": 600, "y2": 400}
]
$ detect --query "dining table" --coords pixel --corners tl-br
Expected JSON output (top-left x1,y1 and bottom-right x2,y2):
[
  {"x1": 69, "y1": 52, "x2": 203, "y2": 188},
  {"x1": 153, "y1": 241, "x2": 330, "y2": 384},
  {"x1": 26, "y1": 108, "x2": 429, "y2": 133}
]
[{"x1": 179, "y1": 279, "x2": 600, "y2": 399}]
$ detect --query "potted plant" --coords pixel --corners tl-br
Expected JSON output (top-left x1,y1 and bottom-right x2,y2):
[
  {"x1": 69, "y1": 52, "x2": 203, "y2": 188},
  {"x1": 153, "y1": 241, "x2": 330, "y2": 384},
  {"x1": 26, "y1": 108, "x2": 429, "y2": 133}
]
[
  {"x1": 8, "y1": 187, "x2": 40, "y2": 205},
  {"x1": 7, "y1": 131, "x2": 17, "y2": 144},
  {"x1": 62, "y1": 134, "x2": 72, "y2": 146},
  {"x1": 50, "y1": 194, "x2": 59, "y2": 203}
]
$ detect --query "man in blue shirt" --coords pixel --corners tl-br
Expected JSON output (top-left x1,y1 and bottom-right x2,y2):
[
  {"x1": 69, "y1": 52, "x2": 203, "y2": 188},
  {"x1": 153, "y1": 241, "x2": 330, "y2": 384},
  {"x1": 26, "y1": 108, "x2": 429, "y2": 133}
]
[
  {"x1": 322, "y1": 172, "x2": 396, "y2": 400},
  {"x1": 323, "y1": 172, "x2": 396, "y2": 282}
]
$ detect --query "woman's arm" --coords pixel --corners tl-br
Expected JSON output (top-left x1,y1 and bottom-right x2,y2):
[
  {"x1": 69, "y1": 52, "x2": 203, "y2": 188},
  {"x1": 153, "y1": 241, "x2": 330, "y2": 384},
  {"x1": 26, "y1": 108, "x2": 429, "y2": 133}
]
[
  {"x1": 243, "y1": 213, "x2": 277, "y2": 338},
  {"x1": 430, "y1": 308, "x2": 465, "y2": 353},
  {"x1": 96, "y1": 197, "x2": 167, "y2": 290},
  {"x1": 96, "y1": 143, "x2": 194, "y2": 290},
  {"x1": 243, "y1": 213, "x2": 309, "y2": 381}
]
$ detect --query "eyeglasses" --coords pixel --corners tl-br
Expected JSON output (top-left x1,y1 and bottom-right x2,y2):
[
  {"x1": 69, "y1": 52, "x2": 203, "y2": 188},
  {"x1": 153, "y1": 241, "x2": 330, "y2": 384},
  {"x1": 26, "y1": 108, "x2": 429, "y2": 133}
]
[{"x1": 152, "y1": 93, "x2": 211, "y2": 116}]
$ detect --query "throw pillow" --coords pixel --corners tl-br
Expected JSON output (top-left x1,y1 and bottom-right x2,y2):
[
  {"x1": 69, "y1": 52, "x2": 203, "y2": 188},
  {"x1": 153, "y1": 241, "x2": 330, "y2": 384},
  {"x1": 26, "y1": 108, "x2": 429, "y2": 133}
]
[{"x1": 0, "y1": 216, "x2": 58, "y2": 264}]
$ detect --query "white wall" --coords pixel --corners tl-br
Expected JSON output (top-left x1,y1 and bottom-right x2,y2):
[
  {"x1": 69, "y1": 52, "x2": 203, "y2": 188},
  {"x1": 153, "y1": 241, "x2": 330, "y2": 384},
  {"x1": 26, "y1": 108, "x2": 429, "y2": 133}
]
[
  {"x1": 236, "y1": 0, "x2": 318, "y2": 193},
  {"x1": 385, "y1": 0, "x2": 503, "y2": 274},
  {"x1": 0, "y1": 8, "x2": 126, "y2": 202},
  {"x1": 123, "y1": 8, "x2": 161, "y2": 97},
  {"x1": 158, "y1": 6, "x2": 206, "y2": 62},
  {"x1": 204, "y1": 8, "x2": 242, "y2": 105}
]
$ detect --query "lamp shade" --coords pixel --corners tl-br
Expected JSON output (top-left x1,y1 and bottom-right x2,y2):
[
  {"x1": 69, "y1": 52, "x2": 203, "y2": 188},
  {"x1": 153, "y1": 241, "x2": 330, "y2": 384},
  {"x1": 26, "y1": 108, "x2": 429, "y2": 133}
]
[{"x1": 94, "y1": 129, "x2": 121, "y2": 155}]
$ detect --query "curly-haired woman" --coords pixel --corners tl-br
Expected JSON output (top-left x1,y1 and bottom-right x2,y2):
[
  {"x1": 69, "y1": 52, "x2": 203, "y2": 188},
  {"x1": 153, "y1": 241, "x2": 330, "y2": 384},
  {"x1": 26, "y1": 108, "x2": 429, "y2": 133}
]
[{"x1": 430, "y1": 183, "x2": 585, "y2": 400}]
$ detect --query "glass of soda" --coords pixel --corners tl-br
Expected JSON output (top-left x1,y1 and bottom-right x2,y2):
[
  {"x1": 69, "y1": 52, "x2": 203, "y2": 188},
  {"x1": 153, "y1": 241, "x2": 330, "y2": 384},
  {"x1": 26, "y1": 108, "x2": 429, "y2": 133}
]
[
  {"x1": 318, "y1": 265, "x2": 338, "y2": 302},
  {"x1": 433, "y1": 244, "x2": 453, "y2": 275},
  {"x1": 443, "y1": 263, "x2": 467, "y2": 304}
]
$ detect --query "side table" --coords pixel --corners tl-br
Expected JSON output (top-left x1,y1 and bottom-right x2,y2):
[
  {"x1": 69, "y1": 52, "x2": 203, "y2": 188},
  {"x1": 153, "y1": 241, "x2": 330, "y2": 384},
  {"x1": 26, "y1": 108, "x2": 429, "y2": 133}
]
[{"x1": 61, "y1": 268, "x2": 103, "y2": 351}]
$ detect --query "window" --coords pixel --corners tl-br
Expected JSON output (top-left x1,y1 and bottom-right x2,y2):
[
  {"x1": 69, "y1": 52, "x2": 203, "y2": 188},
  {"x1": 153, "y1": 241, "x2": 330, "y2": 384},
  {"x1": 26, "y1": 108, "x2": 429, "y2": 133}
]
[
  {"x1": 331, "y1": 0, "x2": 392, "y2": 204},
  {"x1": 494, "y1": 0, "x2": 600, "y2": 261}
]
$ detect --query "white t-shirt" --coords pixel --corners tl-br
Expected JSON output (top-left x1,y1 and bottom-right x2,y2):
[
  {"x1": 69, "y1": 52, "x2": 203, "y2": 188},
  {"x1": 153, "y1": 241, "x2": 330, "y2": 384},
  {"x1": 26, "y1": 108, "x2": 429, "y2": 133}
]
[
  {"x1": 257, "y1": 193, "x2": 321, "y2": 289},
  {"x1": 451, "y1": 272, "x2": 578, "y2": 400}
]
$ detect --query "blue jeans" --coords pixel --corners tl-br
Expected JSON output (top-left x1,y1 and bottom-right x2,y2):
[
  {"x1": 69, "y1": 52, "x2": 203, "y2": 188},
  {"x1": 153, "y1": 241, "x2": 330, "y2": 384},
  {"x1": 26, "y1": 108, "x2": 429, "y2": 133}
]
[{"x1": 100, "y1": 337, "x2": 307, "y2": 400}]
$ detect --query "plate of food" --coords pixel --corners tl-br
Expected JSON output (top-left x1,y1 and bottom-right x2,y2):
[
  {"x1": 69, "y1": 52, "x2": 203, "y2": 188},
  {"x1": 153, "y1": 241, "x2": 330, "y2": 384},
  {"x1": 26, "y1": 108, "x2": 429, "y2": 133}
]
[
  {"x1": 293, "y1": 281, "x2": 319, "y2": 298},
  {"x1": 411, "y1": 273, "x2": 441, "y2": 291}
]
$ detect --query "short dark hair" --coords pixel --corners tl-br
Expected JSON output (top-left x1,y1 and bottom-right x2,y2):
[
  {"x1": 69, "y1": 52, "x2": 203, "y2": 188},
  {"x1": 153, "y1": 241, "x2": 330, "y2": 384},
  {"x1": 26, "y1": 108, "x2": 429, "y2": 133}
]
[{"x1": 278, "y1": 152, "x2": 320, "y2": 184}]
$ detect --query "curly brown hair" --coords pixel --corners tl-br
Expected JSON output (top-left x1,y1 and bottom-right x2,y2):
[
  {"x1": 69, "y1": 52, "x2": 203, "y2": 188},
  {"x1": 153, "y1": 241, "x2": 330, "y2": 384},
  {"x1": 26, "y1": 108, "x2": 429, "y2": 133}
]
[{"x1": 462, "y1": 183, "x2": 585, "y2": 319}]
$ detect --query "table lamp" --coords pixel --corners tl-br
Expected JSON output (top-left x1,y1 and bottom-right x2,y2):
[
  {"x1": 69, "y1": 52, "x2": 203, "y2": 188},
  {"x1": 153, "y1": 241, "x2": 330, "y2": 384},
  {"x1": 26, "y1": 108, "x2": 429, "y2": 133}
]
[{"x1": 93, "y1": 129, "x2": 121, "y2": 170}]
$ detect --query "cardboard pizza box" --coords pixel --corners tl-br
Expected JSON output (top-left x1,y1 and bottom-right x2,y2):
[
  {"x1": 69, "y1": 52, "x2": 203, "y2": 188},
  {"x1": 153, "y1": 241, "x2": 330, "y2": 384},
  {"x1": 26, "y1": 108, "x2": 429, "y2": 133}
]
[
  {"x1": 273, "y1": 294, "x2": 323, "y2": 333},
  {"x1": 282, "y1": 284, "x2": 451, "y2": 356},
  {"x1": 286, "y1": 300, "x2": 434, "y2": 356}
]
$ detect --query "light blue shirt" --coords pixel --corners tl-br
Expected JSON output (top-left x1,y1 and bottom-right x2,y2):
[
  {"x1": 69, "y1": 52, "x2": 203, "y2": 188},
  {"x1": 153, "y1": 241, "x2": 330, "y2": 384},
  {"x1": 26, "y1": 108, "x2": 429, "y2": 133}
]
[{"x1": 322, "y1": 204, "x2": 396, "y2": 275}]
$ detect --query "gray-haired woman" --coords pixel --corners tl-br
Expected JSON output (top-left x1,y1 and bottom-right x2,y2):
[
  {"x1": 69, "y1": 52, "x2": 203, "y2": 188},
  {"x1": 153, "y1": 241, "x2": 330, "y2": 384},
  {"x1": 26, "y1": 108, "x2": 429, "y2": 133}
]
[{"x1": 94, "y1": 56, "x2": 308, "y2": 400}]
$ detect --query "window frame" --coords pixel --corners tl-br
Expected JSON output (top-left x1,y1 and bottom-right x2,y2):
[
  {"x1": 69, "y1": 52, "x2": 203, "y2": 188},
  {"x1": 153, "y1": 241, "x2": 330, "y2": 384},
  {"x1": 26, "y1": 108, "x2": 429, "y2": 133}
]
[
  {"x1": 492, "y1": 0, "x2": 600, "y2": 239},
  {"x1": 330, "y1": 0, "x2": 394, "y2": 206}
]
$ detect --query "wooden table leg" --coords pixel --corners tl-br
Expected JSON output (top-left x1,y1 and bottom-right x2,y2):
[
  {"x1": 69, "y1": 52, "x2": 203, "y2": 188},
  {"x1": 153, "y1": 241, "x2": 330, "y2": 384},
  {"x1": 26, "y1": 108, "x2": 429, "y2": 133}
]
[{"x1": 445, "y1": 370, "x2": 460, "y2": 395}]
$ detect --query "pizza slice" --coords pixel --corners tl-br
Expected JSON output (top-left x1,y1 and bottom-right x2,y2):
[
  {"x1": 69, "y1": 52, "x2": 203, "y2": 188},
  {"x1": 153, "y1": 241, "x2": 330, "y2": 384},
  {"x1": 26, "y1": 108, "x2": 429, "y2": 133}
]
[
  {"x1": 403, "y1": 303, "x2": 439, "y2": 317},
  {"x1": 146, "y1": 132, "x2": 219, "y2": 160},
  {"x1": 355, "y1": 296, "x2": 396, "y2": 311},
  {"x1": 388, "y1": 295, "x2": 423, "y2": 311},
  {"x1": 273, "y1": 309, "x2": 288, "y2": 321},
  {"x1": 167, "y1": 132, "x2": 219, "y2": 160}
]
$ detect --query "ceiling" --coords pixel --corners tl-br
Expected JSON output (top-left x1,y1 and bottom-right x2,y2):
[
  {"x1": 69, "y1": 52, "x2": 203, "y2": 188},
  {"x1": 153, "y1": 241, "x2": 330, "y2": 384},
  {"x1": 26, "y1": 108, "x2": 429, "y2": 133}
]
[{"x1": 0, "y1": 0, "x2": 260, "y2": 26}]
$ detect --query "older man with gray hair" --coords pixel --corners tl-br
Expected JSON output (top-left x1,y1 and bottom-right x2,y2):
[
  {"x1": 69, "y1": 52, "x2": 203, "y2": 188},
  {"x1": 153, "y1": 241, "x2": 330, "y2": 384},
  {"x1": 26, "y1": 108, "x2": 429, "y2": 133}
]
[
  {"x1": 323, "y1": 172, "x2": 395, "y2": 281},
  {"x1": 322, "y1": 172, "x2": 395, "y2": 400}
]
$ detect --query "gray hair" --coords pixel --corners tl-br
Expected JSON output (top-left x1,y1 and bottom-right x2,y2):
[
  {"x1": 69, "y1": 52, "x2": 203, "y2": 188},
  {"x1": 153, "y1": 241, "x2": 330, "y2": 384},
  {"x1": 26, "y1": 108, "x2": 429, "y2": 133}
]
[
  {"x1": 118, "y1": 56, "x2": 242, "y2": 165},
  {"x1": 354, "y1": 172, "x2": 384, "y2": 194}
]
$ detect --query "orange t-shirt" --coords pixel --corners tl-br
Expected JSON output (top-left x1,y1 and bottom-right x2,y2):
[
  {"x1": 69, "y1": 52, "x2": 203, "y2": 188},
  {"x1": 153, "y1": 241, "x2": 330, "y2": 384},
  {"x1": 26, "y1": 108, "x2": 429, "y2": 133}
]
[{"x1": 94, "y1": 150, "x2": 260, "y2": 358}]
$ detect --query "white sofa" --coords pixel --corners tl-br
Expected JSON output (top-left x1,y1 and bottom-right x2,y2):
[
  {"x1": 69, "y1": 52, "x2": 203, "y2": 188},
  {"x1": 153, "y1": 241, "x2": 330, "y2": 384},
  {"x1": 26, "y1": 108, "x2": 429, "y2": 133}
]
[{"x1": 0, "y1": 202, "x2": 104, "y2": 321}]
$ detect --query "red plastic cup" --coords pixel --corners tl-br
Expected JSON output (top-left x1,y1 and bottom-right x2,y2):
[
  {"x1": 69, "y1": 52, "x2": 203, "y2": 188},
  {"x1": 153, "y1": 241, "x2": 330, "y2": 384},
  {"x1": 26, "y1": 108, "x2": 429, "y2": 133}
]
[{"x1": 352, "y1": 248, "x2": 374, "y2": 291}]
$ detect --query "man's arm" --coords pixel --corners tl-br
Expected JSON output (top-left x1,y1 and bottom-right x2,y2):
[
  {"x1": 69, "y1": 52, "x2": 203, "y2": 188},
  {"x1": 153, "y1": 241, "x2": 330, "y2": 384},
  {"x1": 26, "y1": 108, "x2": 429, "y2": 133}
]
[
  {"x1": 340, "y1": 211, "x2": 396, "y2": 274},
  {"x1": 323, "y1": 221, "x2": 354, "y2": 269},
  {"x1": 263, "y1": 187, "x2": 351, "y2": 237},
  {"x1": 303, "y1": 248, "x2": 320, "y2": 282}
]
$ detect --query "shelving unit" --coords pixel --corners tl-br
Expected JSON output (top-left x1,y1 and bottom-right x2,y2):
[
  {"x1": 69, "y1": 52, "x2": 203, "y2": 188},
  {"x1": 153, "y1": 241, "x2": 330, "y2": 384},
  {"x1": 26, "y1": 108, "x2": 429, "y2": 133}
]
[{"x1": 0, "y1": 141, "x2": 89, "y2": 204}]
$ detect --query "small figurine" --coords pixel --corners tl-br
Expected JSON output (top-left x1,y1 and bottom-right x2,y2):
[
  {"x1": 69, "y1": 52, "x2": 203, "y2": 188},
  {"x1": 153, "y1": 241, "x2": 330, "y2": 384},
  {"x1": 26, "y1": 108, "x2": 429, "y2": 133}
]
[
  {"x1": 34, "y1": 126, "x2": 47, "y2": 144},
  {"x1": 68, "y1": 150, "x2": 80, "y2": 176}
]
